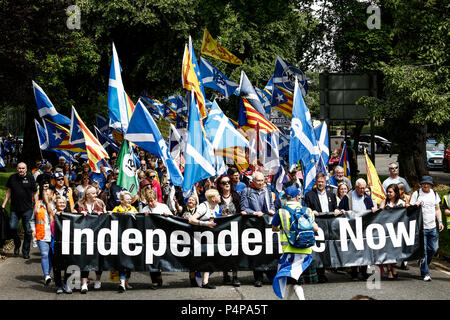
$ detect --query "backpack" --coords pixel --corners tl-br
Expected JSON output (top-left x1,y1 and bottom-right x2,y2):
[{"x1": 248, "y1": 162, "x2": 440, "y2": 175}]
[{"x1": 281, "y1": 206, "x2": 316, "y2": 249}]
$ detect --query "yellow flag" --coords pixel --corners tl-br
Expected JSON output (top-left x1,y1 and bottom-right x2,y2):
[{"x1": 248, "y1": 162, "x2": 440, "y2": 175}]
[
  {"x1": 364, "y1": 149, "x2": 386, "y2": 204},
  {"x1": 201, "y1": 28, "x2": 242, "y2": 65}
]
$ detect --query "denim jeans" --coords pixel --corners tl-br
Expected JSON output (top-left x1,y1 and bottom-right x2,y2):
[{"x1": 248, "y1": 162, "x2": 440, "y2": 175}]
[
  {"x1": 37, "y1": 240, "x2": 53, "y2": 277},
  {"x1": 10, "y1": 209, "x2": 33, "y2": 254},
  {"x1": 119, "y1": 269, "x2": 131, "y2": 281},
  {"x1": 420, "y1": 228, "x2": 439, "y2": 277}
]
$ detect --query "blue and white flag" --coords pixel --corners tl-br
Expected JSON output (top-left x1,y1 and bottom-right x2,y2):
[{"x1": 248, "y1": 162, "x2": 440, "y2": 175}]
[
  {"x1": 273, "y1": 253, "x2": 312, "y2": 299},
  {"x1": 199, "y1": 57, "x2": 239, "y2": 98},
  {"x1": 95, "y1": 114, "x2": 110, "y2": 134},
  {"x1": 278, "y1": 131, "x2": 290, "y2": 158},
  {"x1": 95, "y1": 126, "x2": 120, "y2": 154},
  {"x1": 124, "y1": 99, "x2": 184, "y2": 186},
  {"x1": 314, "y1": 121, "x2": 330, "y2": 167},
  {"x1": 237, "y1": 70, "x2": 268, "y2": 117},
  {"x1": 166, "y1": 95, "x2": 188, "y2": 116},
  {"x1": 262, "y1": 132, "x2": 280, "y2": 175},
  {"x1": 34, "y1": 119, "x2": 49, "y2": 151},
  {"x1": 273, "y1": 56, "x2": 308, "y2": 96},
  {"x1": 255, "y1": 87, "x2": 272, "y2": 115},
  {"x1": 140, "y1": 94, "x2": 164, "y2": 120},
  {"x1": 108, "y1": 42, "x2": 131, "y2": 132},
  {"x1": 32, "y1": 81, "x2": 71, "y2": 126},
  {"x1": 182, "y1": 90, "x2": 216, "y2": 193},
  {"x1": 272, "y1": 165, "x2": 289, "y2": 193},
  {"x1": 316, "y1": 154, "x2": 328, "y2": 177},
  {"x1": 204, "y1": 100, "x2": 249, "y2": 150},
  {"x1": 289, "y1": 78, "x2": 320, "y2": 194},
  {"x1": 0, "y1": 142, "x2": 5, "y2": 168},
  {"x1": 264, "y1": 76, "x2": 274, "y2": 93}
]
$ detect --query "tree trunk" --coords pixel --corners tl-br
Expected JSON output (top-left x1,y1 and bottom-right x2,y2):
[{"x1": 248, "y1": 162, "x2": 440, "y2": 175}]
[{"x1": 387, "y1": 119, "x2": 427, "y2": 187}]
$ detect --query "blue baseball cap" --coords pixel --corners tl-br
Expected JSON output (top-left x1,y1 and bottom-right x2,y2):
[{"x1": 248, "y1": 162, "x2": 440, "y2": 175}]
[{"x1": 285, "y1": 186, "x2": 300, "y2": 198}]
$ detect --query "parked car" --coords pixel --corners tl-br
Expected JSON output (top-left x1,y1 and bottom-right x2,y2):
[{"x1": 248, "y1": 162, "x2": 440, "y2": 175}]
[
  {"x1": 443, "y1": 145, "x2": 450, "y2": 172},
  {"x1": 358, "y1": 134, "x2": 392, "y2": 153},
  {"x1": 426, "y1": 139, "x2": 445, "y2": 169}
]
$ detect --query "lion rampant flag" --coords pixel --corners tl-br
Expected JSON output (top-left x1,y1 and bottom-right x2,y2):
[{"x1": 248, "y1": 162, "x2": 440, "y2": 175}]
[
  {"x1": 364, "y1": 148, "x2": 386, "y2": 204},
  {"x1": 201, "y1": 28, "x2": 242, "y2": 65}
]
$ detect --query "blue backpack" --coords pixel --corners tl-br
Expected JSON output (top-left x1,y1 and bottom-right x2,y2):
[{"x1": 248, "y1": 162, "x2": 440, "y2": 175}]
[{"x1": 281, "y1": 206, "x2": 316, "y2": 249}]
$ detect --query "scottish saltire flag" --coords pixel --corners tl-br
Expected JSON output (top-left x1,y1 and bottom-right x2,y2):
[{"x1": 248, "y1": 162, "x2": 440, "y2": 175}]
[
  {"x1": 278, "y1": 131, "x2": 290, "y2": 158},
  {"x1": 140, "y1": 94, "x2": 164, "y2": 120},
  {"x1": 273, "y1": 253, "x2": 312, "y2": 299},
  {"x1": 95, "y1": 126, "x2": 120, "y2": 154},
  {"x1": 182, "y1": 90, "x2": 216, "y2": 192},
  {"x1": 265, "y1": 76, "x2": 274, "y2": 93},
  {"x1": 314, "y1": 121, "x2": 330, "y2": 167},
  {"x1": 273, "y1": 56, "x2": 308, "y2": 96},
  {"x1": 272, "y1": 165, "x2": 289, "y2": 193},
  {"x1": 124, "y1": 100, "x2": 184, "y2": 186},
  {"x1": 42, "y1": 118, "x2": 86, "y2": 153},
  {"x1": 237, "y1": 70, "x2": 267, "y2": 117},
  {"x1": 95, "y1": 114, "x2": 109, "y2": 134},
  {"x1": 69, "y1": 106, "x2": 109, "y2": 172},
  {"x1": 289, "y1": 78, "x2": 320, "y2": 194},
  {"x1": 255, "y1": 87, "x2": 272, "y2": 115},
  {"x1": 169, "y1": 124, "x2": 185, "y2": 170},
  {"x1": 34, "y1": 119, "x2": 49, "y2": 151},
  {"x1": 32, "y1": 81, "x2": 71, "y2": 126},
  {"x1": 261, "y1": 132, "x2": 280, "y2": 175},
  {"x1": 167, "y1": 95, "x2": 188, "y2": 115},
  {"x1": 182, "y1": 36, "x2": 207, "y2": 119},
  {"x1": 339, "y1": 142, "x2": 351, "y2": 180},
  {"x1": 199, "y1": 57, "x2": 239, "y2": 98},
  {"x1": 0, "y1": 142, "x2": 5, "y2": 168},
  {"x1": 117, "y1": 139, "x2": 139, "y2": 197},
  {"x1": 108, "y1": 43, "x2": 135, "y2": 132},
  {"x1": 163, "y1": 105, "x2": 177, "y2": 122},
  {"x1": 204, "y1": 100, "x2": 249, "y2": 150}
]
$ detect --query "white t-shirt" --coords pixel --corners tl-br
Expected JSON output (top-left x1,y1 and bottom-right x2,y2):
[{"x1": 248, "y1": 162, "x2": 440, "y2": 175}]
[
  {"x1": 142, "y1": 203, "x2": 173, "y2": 216},
  {"x1": 410, "y1": 189, "x2": 440, "y2": 230},
  {"x1": 382, "y1": 176, "x2": 411, "y2": 193},
  {"x1": 196, "y1": 202, "x2": 220, "y2": 221}
]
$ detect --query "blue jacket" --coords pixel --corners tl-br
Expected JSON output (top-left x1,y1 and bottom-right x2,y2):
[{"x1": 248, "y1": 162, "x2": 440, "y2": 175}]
[{"x1": 240, "y1": 184, "x2": 275, "y2": 215}]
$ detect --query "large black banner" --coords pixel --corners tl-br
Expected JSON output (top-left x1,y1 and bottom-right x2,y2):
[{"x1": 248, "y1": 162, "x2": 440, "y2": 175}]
[{"x1": 53, "y1": 206, "x2": 424, "y2": 271}]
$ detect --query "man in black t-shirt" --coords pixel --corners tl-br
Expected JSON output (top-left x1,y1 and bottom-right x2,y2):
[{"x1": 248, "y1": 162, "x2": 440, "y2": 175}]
[{"x1": 1, "y1": 162, "x2": 38, "y2": 259}]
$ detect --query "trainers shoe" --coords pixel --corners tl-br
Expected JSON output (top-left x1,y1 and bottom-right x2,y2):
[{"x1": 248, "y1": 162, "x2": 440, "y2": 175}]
[
  {"x1": 232, "y1": 277, "x2": 241, "y2": 287},
  {"x1": 44, "y1": 276, "x2": 52, "y2": 286},
  {"x1": 63, "y1": 285, "x2": 73, "y2": 294},
  {"x1": 126, "y1": 283, "x2": 133, "y2": 290},
  {"x1": 94, "y1": 281, "x2": 101, "y2": 290},
  {"x1": 56, "y1": 287, "x2": 64, "y2": 294},
  {"x1": 81, "y1": 283, "x2": 88, "y2": 294},
  {"x1": 118, "y1": 283, "x2": 126, "y2": 293},
  {"x1": 423, "y1": 275, "x2": 432, "y2": 282}
]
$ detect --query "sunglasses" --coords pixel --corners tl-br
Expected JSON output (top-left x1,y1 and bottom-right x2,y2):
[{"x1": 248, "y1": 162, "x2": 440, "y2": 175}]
[
  {"x1": 220, "y1": 180, "x2": 230, "y2": 185},
  {"x1": 389, "y1": 166, "x2": 398, "y2": 170},
  {"x1": 56, "y1": 178, "x2": 64, "y2": 181},
  {"x1": 149, "y1": 175, "x2": 156, "y2": 179}
]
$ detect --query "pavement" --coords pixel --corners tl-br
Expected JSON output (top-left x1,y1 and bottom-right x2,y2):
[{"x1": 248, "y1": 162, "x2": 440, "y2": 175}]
[{"x1": 0, "y1": 243, "x2": 449, "y2": 301}]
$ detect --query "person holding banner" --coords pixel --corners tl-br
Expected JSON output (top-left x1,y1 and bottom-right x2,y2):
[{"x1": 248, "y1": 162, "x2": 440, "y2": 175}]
[
  {"x1": 189, "y1": 189, "x2": 220, "y2": 289},
  {"x1": 52, "y1": 195, "x2": 72, "y2": 294},
  {"x1": 112, "y1": 191, "x2": 137, "y2": 292},
  {"x1": 241, "y1": 171, "x2": 276, "y2": 287},
  {"x1": 216, "y1": 174, "x2": 241, "y2": 287},
  {"x1": 142, "y1": 188, "x2": 173, "y2": 290},
  {"x1": 379, "y1": 184, "x2": 406, "y2": 280},
  {"x1": 75, "y1": 184, "x2": 107, "y2": 293},
  {"x1": 410, "y1": 176, "x2": 444, "y2": 282},
  {"x1": 336, "y1": 182, "x2": 349, "y2": 207},
  {"x1": 338, "y1": 178, "x2": 376, "y2": 281}
]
